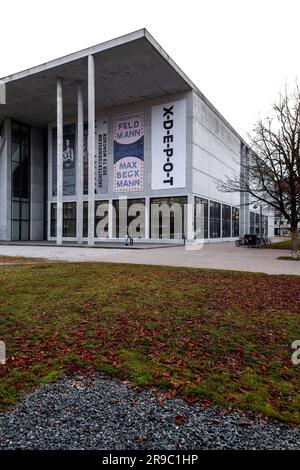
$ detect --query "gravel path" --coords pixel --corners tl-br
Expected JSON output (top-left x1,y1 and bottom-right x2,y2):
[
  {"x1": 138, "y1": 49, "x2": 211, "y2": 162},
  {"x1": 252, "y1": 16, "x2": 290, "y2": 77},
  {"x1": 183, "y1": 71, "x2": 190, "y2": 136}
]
[{"x1": 0, "y1": 375, "x2": 299, "y2": 450}]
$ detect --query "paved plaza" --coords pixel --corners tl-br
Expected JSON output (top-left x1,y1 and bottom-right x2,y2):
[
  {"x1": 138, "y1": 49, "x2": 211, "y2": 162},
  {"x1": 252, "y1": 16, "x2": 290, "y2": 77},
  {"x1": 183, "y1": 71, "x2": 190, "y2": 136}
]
[{"x1": 0, "y1": 241, "x2": 298, "y2": 275}]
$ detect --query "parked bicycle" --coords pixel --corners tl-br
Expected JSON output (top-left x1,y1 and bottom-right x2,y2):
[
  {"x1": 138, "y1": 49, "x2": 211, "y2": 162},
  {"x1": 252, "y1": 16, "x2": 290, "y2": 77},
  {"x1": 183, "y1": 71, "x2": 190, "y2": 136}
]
[{"x1": 235, "y1": 234, "x2": 272, "y2": 247}]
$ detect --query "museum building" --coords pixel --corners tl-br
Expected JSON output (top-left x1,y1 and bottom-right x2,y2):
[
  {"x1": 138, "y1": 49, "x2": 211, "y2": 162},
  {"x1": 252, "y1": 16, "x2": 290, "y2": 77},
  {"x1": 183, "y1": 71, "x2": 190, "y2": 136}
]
[{"x1": 0, "y1": 29, "x2": 273, "y2": 244}]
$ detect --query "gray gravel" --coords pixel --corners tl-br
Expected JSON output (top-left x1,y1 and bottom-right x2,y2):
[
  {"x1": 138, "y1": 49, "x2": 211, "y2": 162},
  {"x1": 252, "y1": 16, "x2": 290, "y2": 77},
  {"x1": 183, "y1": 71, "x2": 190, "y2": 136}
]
[{"x1": 0, "y1": 374, "x2": 299, "y2": 450}]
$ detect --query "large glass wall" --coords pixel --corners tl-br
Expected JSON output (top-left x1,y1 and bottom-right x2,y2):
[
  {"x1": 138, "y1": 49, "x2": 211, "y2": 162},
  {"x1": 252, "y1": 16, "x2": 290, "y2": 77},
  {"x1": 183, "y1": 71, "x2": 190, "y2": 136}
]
[
  {"x1": 95, "y1": 200, "x2": 109, "y2": 238},
  {"x1": 222, "y1": 204, "x2": 231, "y2": 238},
  {"x1": 232, "y1": 207, "x2": 240, "y2": 237},
  {"x1": 50, "y1": 202, "x2": 77, "y2": 238},
  {"x1": 209, "y1": 201, "x2": 221, "y2": 238},
  {"x1": 150, "y1": 197, "x2": 187, "y2": 239},
  {"x1": 11, "y1": 122, "x2": 30, "y2": 241},
  {"x1": 250, "y1": 212, "x2": 255, "y2": 234},
  {"x1": 63, "y1": 202, "x2": 76, "y2": 237},
  {"x1": 194, "y1": 197, "x2": 208, "y2": 238},
  {"x1": 113, "y1": 199, "x2": 145, "y2": 238}
]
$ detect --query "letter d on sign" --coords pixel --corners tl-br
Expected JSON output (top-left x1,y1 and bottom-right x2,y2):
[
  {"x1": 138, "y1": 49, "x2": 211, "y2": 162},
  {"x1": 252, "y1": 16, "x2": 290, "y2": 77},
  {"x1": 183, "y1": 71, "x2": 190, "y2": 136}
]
[{"x1": 0, "y1": 341, "x2": 5, "y2": 365}]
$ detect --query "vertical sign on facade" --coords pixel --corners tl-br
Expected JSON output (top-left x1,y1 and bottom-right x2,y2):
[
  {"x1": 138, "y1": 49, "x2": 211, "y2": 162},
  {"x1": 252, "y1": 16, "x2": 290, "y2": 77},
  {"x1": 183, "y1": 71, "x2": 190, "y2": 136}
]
[
  {"x1": 52, "y1": 123, "x2": 76, "y2": 196},
  {"x1": 113, "y1": 110, "x2": 144, "y2": 192},
  {"x1": 151, "y1": 99, "x2": 186, "y2": 190},
  {"x1": 83, "y1": 119, "x2": 108, "y2": 194}
]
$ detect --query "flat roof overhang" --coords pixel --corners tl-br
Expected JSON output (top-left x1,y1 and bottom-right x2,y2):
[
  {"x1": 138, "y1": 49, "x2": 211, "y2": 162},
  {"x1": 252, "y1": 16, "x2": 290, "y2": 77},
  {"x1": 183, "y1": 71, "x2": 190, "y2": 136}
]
[
  {"x1": 0, "y1": 28, "x2": 246, "y2": 145},
  {"x1": 0, "y1": 29, "x2": 194, "y2": 129}
]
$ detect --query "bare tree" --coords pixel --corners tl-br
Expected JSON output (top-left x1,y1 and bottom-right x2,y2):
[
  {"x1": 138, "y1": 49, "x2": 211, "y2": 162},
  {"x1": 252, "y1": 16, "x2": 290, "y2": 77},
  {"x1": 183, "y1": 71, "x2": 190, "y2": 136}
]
[{"x1": 221, "y1": 84, "x2": 300, "y2": 258}]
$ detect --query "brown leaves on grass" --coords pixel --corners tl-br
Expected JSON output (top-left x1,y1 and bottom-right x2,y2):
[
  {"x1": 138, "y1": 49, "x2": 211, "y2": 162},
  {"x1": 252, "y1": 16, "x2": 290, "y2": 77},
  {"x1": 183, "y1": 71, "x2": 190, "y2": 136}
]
[{"x1": 0, "y1": 263, "x2": 299, "y2": 422}]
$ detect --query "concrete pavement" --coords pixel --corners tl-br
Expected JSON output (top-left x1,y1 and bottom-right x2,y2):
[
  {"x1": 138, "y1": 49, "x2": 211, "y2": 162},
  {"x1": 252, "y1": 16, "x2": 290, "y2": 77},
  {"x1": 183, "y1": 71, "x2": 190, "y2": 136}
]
[{"x1": 0, "y1": 242, "x2": 299, "y2": 276}]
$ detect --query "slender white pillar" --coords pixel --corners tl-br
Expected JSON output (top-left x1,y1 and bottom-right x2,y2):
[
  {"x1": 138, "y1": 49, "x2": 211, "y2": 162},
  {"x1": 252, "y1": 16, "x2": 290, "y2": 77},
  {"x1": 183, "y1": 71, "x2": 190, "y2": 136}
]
[
  {"x1": 145, "y1": 197, "x2": 150, "y2": 240},
  {"x1": 77, "y1": 83, "x2": 84, "y2": 243},
  {"x1": 56, "y1": 78, "x2": 63, "y2": 245},
  {"x1": 108, "y1": 199, "x2": 113, "y2": 239},
  {"x1": 88, "y1": 55, "x2": 95, "y2": 246},
  {"x1": 187, "y1": 193, "x2": 194, "y2": 240}
]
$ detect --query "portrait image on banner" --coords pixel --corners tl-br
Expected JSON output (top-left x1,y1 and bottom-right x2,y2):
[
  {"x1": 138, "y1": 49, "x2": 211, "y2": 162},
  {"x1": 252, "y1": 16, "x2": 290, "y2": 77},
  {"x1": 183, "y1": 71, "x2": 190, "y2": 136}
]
[
  {"x1": 52, "y1": 123, "x2": 76, "y2": 196},
  {"x1": 83, "y1": 119, "x2": 108, "y2": 194},
  {"x1": 113, "y1": 110, "x2": 144, "y2": 192},
  {"x1": 151, "y1": 99, "x2": 186, "y2": 190}
]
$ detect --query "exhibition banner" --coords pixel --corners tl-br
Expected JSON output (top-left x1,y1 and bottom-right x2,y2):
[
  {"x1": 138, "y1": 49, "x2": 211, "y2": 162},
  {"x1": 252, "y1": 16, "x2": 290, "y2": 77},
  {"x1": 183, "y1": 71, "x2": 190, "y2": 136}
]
[
  {"x1": 113, "y1": 110, "x2": 144, "y2": 192},
  {"x1": 52, "y1": 123, "x2": 76, "y2": 196},
  {"x1": 151, "y1": 99, "x2": 186, "y2": 190},
  {"x1": 83, "y1": 119, "x2": 108, "y2": 194}
]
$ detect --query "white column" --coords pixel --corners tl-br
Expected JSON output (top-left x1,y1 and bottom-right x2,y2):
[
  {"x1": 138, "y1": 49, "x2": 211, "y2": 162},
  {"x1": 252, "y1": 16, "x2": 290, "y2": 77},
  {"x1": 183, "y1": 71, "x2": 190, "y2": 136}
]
[
  {"x1": 56, "y1": 78, "x2": 63, "y2": 245},
  {"x1": 77, "y1": 83, "x2": 84, "y2": 243},
  {"x1": 187, "y1": 193, "x2": 194, "y2": 240},
  {"x1": 108, "y1": 199, "x2": 113, "y2": 239},
  {"x1": 145, "y1": 197, "x2": 150, "y2": 239},
  {"x1": 88, "y1": 55, "x2": 95, "y2": 246}
]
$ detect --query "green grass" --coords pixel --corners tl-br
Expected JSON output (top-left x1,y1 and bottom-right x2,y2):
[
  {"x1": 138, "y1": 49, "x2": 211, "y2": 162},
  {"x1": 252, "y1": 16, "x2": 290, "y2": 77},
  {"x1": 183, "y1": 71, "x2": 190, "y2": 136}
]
[
  {"x1": 266, "y1": 239, "x2": 300, "y2": 250},
  {"x1": 0, "y1": 260, "x2": 299, "y2": 424}
]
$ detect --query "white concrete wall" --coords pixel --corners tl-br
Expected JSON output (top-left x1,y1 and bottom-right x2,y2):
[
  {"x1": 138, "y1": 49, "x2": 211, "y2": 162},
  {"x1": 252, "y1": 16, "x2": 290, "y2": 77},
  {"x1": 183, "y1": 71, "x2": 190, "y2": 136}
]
[{"x1": 192, "y1": 91, "x2": 241, "y2": 207}]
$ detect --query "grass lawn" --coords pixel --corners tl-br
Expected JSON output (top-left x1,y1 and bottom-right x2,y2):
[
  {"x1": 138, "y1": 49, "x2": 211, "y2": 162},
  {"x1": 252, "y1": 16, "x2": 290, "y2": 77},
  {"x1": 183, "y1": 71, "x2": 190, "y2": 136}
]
[
  {"x1": 266, "y1": 239, "x2": 300, "y2": 250},
  {"x1": 0, "y1": 261, "x2": 299, "y2": 424}
]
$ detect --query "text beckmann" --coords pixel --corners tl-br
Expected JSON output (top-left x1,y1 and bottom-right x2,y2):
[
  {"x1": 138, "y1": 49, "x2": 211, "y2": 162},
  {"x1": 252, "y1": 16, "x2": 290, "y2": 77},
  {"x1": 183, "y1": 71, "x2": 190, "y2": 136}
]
[{"x1": 162, "y1": 106, "x2": 175, "y2": 186}]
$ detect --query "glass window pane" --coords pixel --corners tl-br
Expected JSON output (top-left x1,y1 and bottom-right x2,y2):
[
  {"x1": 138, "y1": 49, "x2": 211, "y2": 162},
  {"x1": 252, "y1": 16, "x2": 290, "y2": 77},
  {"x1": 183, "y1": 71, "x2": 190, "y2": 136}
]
[
  {"x1": 12, "y1": 200, "x2": 20, "y2": 219},
  {"x1": 12, "y1": 143, "x2": 20, "y2": 162},
  {"x1": 21, "y1": 202, "x2": 29, "y2": 220},
  {"x1": 209, "y1": 201, "x2": 221, "y2": 238},
  {"x1": 194, "y1": 197, "x2": 208, "y2": 239},
  {"x1": 12, "y1": 220, "x2": 19, "y2": 241},
  {"x1": 150, "y1": 197, "x2": 187, "y2": 239},
  {"x1": 21, "y1": 221, "x2": 29, "y2": 241}
]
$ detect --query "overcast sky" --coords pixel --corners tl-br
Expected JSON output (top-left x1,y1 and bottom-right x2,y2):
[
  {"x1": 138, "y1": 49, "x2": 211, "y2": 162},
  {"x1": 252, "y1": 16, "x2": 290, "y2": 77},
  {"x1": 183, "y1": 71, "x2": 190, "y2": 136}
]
[{"x1": 1, "y1": 0, "x2": 299, "y2": 138}]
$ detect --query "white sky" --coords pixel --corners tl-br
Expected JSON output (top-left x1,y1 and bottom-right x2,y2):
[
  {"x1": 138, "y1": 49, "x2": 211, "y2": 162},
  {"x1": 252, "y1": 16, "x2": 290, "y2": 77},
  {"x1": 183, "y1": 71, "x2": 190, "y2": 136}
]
[{"x1": 1, "y1": 0, "x2": 299, "y2": 138}]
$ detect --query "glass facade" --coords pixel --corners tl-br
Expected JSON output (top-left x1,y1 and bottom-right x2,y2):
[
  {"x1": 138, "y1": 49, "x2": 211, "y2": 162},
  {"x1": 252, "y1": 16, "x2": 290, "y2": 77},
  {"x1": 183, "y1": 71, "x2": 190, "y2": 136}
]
[
  {"x1": 250, "y1": 211, "x2": 255, "y2": 234},
  {"x1": 50, "y1": 203, "x2": 57, "y2": 237},
  {"x1": 63, "y1": 202, "x2": 76, "y2": 237},
  {"x1": 95, "y1": 200, "x2": 109, "y2": 238},
  {"x1": 11, "y1": 122, "x2": 30, "y2": 241},
  {"x1": 150, "y1": 197, "x2": 187, "y2": 239},
  {"x1": 209, "y1": 201, "x2": 221, "y2": 238},
  {"x1": 232, "y1": 207, "x2": 240, "y2": 237},
  {"x1": 222, "y1": 204, "x2": 231, "y2": 238},
  {"x1": 113, "y1": 199, "x2": 145, "y2": 238},
  {"x1": 48, "y1": 196, "x2": 249, "y2": 241},
  {"x1": 50, "y1": 202, "x2": 77, "y2": 237},
  {"x1": 194, "y1": 197, "x2": 208, "y2": 239}
]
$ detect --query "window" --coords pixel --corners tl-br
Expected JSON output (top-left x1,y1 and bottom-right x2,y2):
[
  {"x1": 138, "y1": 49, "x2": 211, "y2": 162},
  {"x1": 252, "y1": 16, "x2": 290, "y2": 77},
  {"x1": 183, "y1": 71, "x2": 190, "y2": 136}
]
[
  {"x1": 232, "y1": 207, "x2": 240, "y2": 237},
  {"x1": 95, "y1": 201, "x2": 109, "y2": 238},
  {"x1": 113, "y1": 199, "x2": 146, "y2": 238},
  {"x1": 63, "y1": 202, "x2": 76, "y2": 237},
  {"x1": 250, "y1": 212, "x2": 255, "y2": 234},
  {"x1": 83, "y1": 202, "x2": 88, "y2": 238},
  {"x1": 51, "y1": 203, "x2": 57, "y2": 237},
  {"x1": 222, "y1": 204, "x2": 231, "y2": 238},
  {"x1": 11, "y1": 122, "x2": 30, "y2": 241},
  {"x1": 194, "y1": 197, "x2": 208, "y2": 239},
  {"x1": 209, "y1": 201, "x2": 221, "y2": 238},
  {"x1": 150, "y1": 197, "x2": 187, "y2": 239}
]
